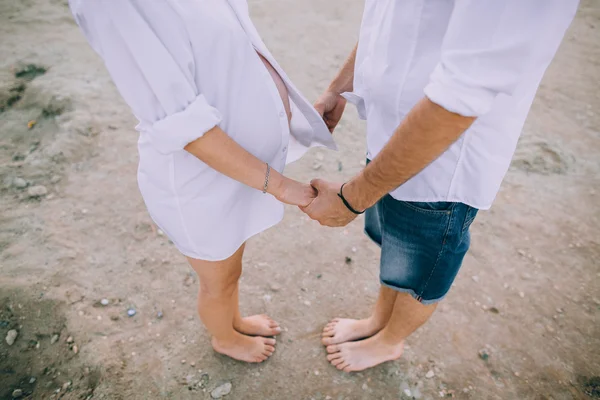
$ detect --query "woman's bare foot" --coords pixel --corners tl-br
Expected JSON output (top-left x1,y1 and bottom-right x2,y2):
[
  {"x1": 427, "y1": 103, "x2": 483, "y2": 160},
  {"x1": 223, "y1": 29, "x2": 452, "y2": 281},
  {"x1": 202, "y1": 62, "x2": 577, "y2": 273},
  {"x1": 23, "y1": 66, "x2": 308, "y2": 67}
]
[
  {"x1": 212, "y1": 332, "x2": 276, "y2": 363},
  {"x1": 234, "y1": 314, "x2": 281, "y2": 337},
  {"x1": 325, "y1": 331, "x2": 404, "y2": 372},
  {"x1": 321, "y1": 317, "x2": 384, "y2": 346}
]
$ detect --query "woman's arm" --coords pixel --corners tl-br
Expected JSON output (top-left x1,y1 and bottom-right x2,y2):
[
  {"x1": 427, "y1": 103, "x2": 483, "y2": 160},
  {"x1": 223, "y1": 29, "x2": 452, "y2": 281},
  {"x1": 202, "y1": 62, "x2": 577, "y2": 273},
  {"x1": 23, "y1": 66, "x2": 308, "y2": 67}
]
[
  {"x1": 185, "y1": 126, "x2": 315, "y2": 206},
  {"x1": 70, "y1": 0, "x2": 314, "y2": 206}
]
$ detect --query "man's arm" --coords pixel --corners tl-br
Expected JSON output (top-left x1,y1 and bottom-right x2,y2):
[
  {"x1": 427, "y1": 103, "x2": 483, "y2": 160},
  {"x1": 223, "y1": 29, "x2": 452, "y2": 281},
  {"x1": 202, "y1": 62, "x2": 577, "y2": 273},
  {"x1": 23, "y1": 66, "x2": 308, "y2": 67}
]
[
  {"x1": 303, "y1": 97, "x2": 475, "y2": 226},
  {"x1": 314, "y1": 43, "x2": 358, "y2": 133},
  {"x1": 344, "y1": 97, "x2": 475, "y2": 211}
]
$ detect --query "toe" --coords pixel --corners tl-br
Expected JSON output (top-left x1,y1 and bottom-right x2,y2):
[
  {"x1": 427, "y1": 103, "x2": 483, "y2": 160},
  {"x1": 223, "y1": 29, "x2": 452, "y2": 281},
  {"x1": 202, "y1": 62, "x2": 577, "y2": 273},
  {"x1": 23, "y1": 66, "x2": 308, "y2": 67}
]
[
  {"x1": 337, "y1": 361, "x2": 349, "y2": 370},
  {"x1": 332, "y1": 318, "x2": 341, "y2": 322},
  {"x1": 326, "y1": 345, "x2": 340, "y2": 354},
  {"x1": 331, "y1": 358, "x2": 345, "y2": 366},
  {"x1": 342, "y1": 365, "x2": 354, "y2": 373},
  {"x1": 322, "y1": 337, "x2": 337, "y2": 346},
  {"x1": 265, "y1": 345, "x2": 275, "y2": 353},
  {"x1": 322, "y1": 330, "x2": 335, "y2": 338},
  {"x1": 263, "y1": 350, "x2": 273, "y2": 357},
  {"x1": 323, "y1": 325, "x2": 335, "y2": 332},
  {"x1": 327, "y1": 353, "x2": 343, "y2": 362},
  {"x1": 264, "y1": 338, "x2": 276, "y2": 345}
]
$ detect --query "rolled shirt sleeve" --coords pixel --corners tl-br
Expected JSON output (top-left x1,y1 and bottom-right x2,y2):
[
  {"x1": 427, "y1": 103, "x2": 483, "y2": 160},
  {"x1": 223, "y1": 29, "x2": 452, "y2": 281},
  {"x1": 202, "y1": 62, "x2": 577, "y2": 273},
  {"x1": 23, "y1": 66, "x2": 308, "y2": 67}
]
[
  {"x1": 69, "y1": 0, "x2": 222, "y2": 154},
  {"x1": 424, "y1": 0, "x2": 578, "y2": 117}
]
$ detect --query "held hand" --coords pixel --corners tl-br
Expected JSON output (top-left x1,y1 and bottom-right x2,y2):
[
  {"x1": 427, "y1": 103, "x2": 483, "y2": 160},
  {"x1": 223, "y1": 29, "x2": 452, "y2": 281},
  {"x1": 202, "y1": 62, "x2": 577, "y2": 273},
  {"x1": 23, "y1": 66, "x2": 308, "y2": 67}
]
[
  {"x1": 314, "y1": 91, "x2": 347, "y2": 133},
  {"x1": 299, "y1": 179, "x2": 357, "y2": 227},
  {"x1": 274, "y1": 178, "x2": 317, "y2": 207}
]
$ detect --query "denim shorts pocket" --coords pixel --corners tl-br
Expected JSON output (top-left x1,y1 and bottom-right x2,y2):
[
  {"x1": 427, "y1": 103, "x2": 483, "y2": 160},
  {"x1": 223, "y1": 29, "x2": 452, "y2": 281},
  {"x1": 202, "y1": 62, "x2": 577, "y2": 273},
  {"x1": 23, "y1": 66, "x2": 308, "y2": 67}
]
[
  {"x1": 398, "y1": 201, "x2": 454, "y2": 215},
  {"x1": 461, "y1": 207, "x2": 479, "y2": 233}
]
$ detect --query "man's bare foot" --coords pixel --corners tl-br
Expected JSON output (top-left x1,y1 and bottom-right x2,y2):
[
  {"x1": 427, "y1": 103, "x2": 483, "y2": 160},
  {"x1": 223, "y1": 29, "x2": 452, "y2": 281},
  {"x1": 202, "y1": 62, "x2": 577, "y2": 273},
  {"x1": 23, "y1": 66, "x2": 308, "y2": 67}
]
[
  {"x1": 234, "y1": 314, "x2": 281, "y2": 337},
  {"x1": 326, "y1": 331, "x2": 404, "y2": 372},
  {"x1": 212, "y1": 332, "x2": 276, "y2": 363},
  {"x1": 321, "y1": 317, "x2": 384, "y2": 346}
]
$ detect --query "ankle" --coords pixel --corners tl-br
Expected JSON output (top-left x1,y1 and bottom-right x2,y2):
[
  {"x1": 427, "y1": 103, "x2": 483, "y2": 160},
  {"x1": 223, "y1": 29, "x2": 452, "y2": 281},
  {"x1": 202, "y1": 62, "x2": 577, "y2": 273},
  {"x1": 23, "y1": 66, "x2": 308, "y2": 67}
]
[
  {"x1": 366, "y1": 315, "x2": 387, "y2": 330},
  {"x1": 212, "y1": 331, "x2": 240, "y2": 346},
  {"x1": 378, "y1": 329, "x2": 406, "y2": 348}
]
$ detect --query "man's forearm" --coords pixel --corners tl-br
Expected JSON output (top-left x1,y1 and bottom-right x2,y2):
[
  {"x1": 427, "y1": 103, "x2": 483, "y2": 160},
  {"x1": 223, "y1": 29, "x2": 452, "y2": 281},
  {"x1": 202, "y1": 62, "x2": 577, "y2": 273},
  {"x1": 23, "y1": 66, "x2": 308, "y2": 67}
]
[
  {"x1": 343, "y1": 97, "x2": 476, "y2": 210},
  {"x1": 328, "y1": 43, "x2": 358, "y2": 94}
]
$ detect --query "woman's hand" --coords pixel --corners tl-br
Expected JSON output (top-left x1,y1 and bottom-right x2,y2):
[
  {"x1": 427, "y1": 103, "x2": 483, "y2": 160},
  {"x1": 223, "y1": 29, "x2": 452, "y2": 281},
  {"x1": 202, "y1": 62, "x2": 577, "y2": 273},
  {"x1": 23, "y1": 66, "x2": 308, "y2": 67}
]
[{"x1": 273, "y1": 178, "x2": 317, "y2": 207}]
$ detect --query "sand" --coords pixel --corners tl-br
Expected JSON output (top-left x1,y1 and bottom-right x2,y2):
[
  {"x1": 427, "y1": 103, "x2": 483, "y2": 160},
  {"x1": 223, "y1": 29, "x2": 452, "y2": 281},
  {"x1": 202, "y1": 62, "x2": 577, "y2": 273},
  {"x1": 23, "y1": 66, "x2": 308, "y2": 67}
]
[{"x1": 1, "y1": 0, "x2": 599, "y2": 399}]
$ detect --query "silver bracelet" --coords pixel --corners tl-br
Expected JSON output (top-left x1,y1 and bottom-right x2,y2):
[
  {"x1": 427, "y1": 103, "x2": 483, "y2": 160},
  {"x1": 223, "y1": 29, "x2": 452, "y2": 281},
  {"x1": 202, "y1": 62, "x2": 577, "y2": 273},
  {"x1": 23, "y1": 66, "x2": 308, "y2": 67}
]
[{"x1": 262, "y1": 163, "x2": 271, "y2": 194}]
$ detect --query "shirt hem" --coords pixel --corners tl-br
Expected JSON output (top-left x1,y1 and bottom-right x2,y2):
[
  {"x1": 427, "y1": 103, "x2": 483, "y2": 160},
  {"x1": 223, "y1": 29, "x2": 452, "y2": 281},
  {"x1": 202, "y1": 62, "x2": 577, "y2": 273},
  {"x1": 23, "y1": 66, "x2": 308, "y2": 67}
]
[
  {"x1": 174, "y1": 205, "x2": 285, "y2": 262},
  {"x1": 388, "y1": 193, "x2": 491, "y2": 211}
]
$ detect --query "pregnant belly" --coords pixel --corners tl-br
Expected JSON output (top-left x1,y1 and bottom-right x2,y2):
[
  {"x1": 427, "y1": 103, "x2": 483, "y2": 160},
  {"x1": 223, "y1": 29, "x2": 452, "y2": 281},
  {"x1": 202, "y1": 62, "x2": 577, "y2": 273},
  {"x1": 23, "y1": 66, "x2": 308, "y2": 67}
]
[{"x1": 257, "y1": 52, "x2": 292, "y2": 123}]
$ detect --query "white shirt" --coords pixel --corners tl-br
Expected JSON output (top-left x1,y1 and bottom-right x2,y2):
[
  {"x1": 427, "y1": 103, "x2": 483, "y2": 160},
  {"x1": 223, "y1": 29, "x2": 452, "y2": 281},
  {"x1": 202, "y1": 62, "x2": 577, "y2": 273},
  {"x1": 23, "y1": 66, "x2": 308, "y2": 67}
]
[
  {"x1": 69, "y1": 0, "x2": 336, "y2": 261},
  {"x1": 344, "y1": 0, "x2": 579, "y2": 209}
]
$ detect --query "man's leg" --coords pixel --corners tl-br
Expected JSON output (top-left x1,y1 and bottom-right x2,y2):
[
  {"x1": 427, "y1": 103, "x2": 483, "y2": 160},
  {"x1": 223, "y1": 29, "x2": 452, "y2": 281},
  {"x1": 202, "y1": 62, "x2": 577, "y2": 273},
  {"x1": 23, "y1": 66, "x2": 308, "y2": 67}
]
[
  {"x1": 326, "y1": 292, "x2": 437, "y2": 372},
  {"x1": 322, "y1": 285, "x2": 398, "y2": 345},
  {"x1": 324, "y1": 197, "x2": 477, "y2": 372}
]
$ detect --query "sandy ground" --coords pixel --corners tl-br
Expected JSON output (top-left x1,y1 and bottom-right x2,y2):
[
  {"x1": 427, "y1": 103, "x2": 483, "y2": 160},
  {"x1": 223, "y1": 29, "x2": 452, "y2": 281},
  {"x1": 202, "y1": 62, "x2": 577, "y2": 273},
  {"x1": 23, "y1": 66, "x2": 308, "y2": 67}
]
[{"x1": 1, "y1": 0, "x2": 599, "y2": 399}]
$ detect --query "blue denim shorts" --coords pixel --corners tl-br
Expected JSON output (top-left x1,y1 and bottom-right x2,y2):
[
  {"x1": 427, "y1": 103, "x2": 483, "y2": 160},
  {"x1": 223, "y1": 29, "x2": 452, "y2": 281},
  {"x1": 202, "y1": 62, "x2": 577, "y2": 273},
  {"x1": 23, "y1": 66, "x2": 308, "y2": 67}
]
[{"x1": 365, "y1": 194, "x2": 478, "y2": 304}]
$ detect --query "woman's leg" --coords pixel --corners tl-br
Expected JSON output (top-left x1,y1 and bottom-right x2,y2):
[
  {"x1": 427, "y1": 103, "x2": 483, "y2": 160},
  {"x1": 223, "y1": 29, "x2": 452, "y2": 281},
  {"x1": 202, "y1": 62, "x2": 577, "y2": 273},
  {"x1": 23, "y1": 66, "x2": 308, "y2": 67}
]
[
  {"x1": 187, "y1": 244, "x2": 275, "y2": 363},
  {"x1": 232, "y1": 282, "x2": 282, "y2": 337}
]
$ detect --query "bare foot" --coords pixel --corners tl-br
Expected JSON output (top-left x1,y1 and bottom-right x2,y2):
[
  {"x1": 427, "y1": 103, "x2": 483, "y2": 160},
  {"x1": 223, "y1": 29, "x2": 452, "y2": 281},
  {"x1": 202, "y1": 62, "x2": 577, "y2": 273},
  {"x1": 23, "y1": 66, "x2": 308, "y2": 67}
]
[
  {"x1": 234, "y1": 314, "x2": 281, "y2": 337},
  {"x1": 326, "y1": 332, "x2": 404, "y2": 372},
  {"x1": 212, "y1": 332, "x2": 276, "y2": 363},
  {"x1": 321, "y1": 317, "x2": 384, "y2": 346}
]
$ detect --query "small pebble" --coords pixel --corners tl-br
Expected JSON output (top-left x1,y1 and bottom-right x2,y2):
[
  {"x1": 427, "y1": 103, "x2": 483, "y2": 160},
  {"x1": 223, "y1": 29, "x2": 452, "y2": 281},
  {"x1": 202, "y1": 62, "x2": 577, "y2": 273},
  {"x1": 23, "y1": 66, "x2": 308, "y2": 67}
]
[
  {"x1": 51, "y1": 334, "x2": 59, "y2": 344},
  {"x1": 471, "y1": 275, "x2": 480, "y2": 283},
  {"x1": 190, "y1": 361, "x2": 196, "y2": 367},
  {"x1": 29, "y1": 377, "x2": 36, "y2": 384},
  {"x1": 314, "y1": 370, "x2": 320, "y2": 376},
  {"x1": 404, "y1": 388, "x2": 412, "y2": 397},
  {"x1": 66, "y1": 336, "x2": 74, "y2": 344},
  {"x1": 100, "y1": 299, "x2": 109, "y2": 306},
  {"x1": 157, "y1": 311, "x2": 163, "y2": 319},
  {"x1": 12, "y1": 389, "x2": 23, "y2": 398},
  {"x1": 345, "y1": 256, "x2": 352, "y2": 264},
  {"x1": 62, "y1": 381, "x2": 71, "y2": 390},
  {"x1": 211, "y1": 382, "x2": 232, "y2": 399},
  {"x1": 426, "y1": 370, "x2": 435, "y2": 379},
  {"x1": 478, "y1": 349, "x2": 489, "y2": 361},
  {"x1": 181, "y1": 359, "x2": 186, "y2": 364},
  {"x1": 13, "y1": 177, "x2": 28, "y2": 189},
  {"x1": 27, "y1": 185, "x2": 48, "y2": 198},
  {"x1": 73, "y1": 345, "x2": 79, "y2": 354},
  {"x1": 304, "y1": 300, "x2": 311, "y2": 306},
  {"x1": 127, "y1": 308, "x2": 137, "y2": 317},
  {"x1": 351, "y1": 246, "x2": 357, "y2": 253},
  {"x1": 519, "y1": 292, "x2": 525, "y2": 298},
  {"x1": 6, "y1": 329, "x2": 18, "y2": 346}
]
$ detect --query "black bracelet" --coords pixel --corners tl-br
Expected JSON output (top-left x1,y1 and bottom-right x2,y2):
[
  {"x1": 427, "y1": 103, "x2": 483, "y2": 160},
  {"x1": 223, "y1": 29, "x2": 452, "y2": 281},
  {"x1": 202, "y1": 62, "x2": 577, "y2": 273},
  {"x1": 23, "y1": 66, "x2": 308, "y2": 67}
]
[{"x1": 338, "y1": 183, "x2": 365, "y2": 215}]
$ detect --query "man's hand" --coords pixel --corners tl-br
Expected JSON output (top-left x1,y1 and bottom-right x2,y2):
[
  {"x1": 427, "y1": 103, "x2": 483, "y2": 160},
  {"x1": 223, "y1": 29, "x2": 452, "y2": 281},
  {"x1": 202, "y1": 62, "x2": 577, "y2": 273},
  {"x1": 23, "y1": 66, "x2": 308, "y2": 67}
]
[
  {"x1": 314, "y1": 91, "x2": 347, "y2": 133},
  {"x1": 300, "y1": 179, "x2": 358, "y2": 227}
]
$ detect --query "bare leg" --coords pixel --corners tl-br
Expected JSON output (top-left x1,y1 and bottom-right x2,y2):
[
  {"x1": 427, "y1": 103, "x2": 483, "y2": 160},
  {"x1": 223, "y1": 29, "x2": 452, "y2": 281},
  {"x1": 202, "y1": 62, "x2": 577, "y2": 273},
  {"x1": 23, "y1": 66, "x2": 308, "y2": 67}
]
[
  {"x1": 326, "y1": 292, "x2": 437, "y2": 372},
  {"x1": 188, "y1": 244, "x2": 275, "y2": 363},
  {"x1": 232, "y1": 281, "x2": 281, "y2": 337},
  {"x1": 322, "y1": 285, "x2": 397, "y2": 345}
]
